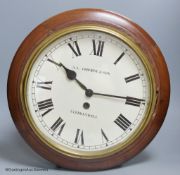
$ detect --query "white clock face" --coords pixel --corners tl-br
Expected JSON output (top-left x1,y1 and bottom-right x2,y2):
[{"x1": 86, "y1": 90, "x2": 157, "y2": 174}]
[{"x1": 26, "y1": 30, "x2": 150, "y2": 152}]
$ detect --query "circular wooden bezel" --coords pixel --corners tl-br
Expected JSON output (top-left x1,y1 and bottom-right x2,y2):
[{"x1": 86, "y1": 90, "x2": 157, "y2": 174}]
[{"x1": 7, "y1": 8, "x2": 170, "y2": 171}]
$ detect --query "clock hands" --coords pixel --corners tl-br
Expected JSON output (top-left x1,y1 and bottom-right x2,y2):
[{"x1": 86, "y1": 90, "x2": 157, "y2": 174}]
[
  {"x1": 47, "y1": 59, "x2": 88, "y2": 90},
  {"x1": 75, "y1": 78, "x2": 88, "y2": 90},
  {"x1": 47, "y1": 58, "x2": 145, "y2": 103},
  {"x1": 85, "y1": 89, "x2": 145, "y2": 105},
  {"x1": 91, "y1": 91, "x2": 128, "y2": 99},
  {"x1": 47, "y1": 59, "x2": 76, "y2": 80},
  {"x1": 47, "y1": 58, "x2": 63, "y2": 67}
]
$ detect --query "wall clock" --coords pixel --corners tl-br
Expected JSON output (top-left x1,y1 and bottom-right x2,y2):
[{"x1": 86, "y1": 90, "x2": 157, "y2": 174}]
[{"x1": 7, "y1": 9, "x2": 170, "y2": 171}]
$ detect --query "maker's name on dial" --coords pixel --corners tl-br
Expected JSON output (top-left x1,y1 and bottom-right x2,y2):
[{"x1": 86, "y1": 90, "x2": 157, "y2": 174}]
[{"x1": 71, "y1": 66, "x2": 110, "y2": 76}]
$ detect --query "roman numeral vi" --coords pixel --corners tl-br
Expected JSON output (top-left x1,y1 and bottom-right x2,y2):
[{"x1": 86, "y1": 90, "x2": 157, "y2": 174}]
[{"x1": 74, "y1": 129, "x2": 84, "y2": 145}]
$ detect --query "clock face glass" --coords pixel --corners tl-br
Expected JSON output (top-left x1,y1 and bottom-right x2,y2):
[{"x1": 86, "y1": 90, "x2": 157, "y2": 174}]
[{"x1": 26, "y1": 30, "x2": 151, "y2": 153}]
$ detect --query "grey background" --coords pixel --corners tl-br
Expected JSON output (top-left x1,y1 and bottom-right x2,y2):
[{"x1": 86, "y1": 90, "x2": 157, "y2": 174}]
[{"x1": 0, "y1": 0, "x2": 179, "y2": 174}]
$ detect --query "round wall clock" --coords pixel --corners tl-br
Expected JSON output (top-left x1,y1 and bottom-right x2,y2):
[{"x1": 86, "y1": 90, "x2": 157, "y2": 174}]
[{"x1": 7, "y1": 9, "x2": 170, "y2": 171}]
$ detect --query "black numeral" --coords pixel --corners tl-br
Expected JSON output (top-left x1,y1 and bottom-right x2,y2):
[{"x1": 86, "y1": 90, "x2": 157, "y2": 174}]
[
  {"x1": 37, "y1": 98, "x2": 53, "y2": 116},
  {"x1": 114, "y1": 52, "x2": 125, "y2": 65},
  {"x1": 101, "y1": 128, "x2": 109, "y2": 143},
  {"x1": 37, "y1": 81, "x2": 53, "y2": 90},
  {"x1": 74, "y1": 129, "x2": 84, "y2": 145},
  {"x1": 114, "y1": 114, "x2": 131, "y2": 131},
  {"x1": 125, "y1": 74, "x2": 140, "y2": 83},
  {"x1": 125, "y1": 96, "x2": 144, "y2": 107},
  {"x1": 51, "y1": 117, "x2": 66, "y2": 136},
  {"x1": 68, "y1": 41, "x2": 81, "y2": 57},
  {"x1": 91, "y1": 39, "x2": 104, "y2": 57}
]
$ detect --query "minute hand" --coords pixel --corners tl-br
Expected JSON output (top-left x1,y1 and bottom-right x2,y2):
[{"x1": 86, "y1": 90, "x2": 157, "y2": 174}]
[
  {"x1": 93, "y1": 92, "x2": 145, "y2": 102},
  {"x1": 93, "y1": 92, "x2": 127, "y2": 99}
]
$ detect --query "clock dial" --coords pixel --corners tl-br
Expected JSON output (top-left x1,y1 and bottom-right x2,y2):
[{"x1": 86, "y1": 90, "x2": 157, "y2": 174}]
[{"x1": 26, "y1": 30, "x2": 150, "y2": 152}]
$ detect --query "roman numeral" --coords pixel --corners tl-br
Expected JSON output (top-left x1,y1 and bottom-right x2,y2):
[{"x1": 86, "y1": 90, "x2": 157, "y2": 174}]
[
  {"x1": 91, "y1": 39, "x2": 104, "y2": 56},
  {"x1": 114, "y1": 114, "x2": 131, "y2": 131},
  {"x1": 37, "y1": 81, "x2": 53, "y2": 90},
  {"x1": 101, "y1": 128, "x2": 109, "y2": 143},
  {"x1": 37, "y1": 98, "x2": 53, "y2": 116},
  {"x1": 74, "y1": 129, "x2": 84, "y2": 145},
  {"x1": 114, "y1": 52, "x2": 125, "y2": 65},
  {"x1": 125, "y1": 74, "x2": 140, "y2": 83},
  {"x1": 68, "y1": 41, "x2": 81, "y2": 57},
  {"x1": 51, "y1": 117, "x2": 66, "y2": 136},
  {"x1": 125, "y1": 96, "x2": 144, "y2": 107}
]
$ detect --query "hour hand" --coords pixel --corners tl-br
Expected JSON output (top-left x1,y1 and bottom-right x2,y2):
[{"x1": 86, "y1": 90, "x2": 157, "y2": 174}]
[
  {"x1": 75, "y1": 78, "x2": 87, "y2": 90},
  {"x1": 47, "y1": 59, "x2": 76, "y2": 80},
  {"x1": 47, "y1": 58, "x2": 88, "y2": 90}
]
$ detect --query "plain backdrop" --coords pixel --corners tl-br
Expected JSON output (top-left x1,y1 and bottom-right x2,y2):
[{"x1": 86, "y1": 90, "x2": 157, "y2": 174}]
[{"x1": 0, "y1": 0, "x2": 180, "y2": 175}]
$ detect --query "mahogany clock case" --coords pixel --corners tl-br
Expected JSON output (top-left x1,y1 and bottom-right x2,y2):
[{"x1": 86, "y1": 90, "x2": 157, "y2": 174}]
[{"x1": 7, "y1": 9, "x2": 170, "y2": 171}]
